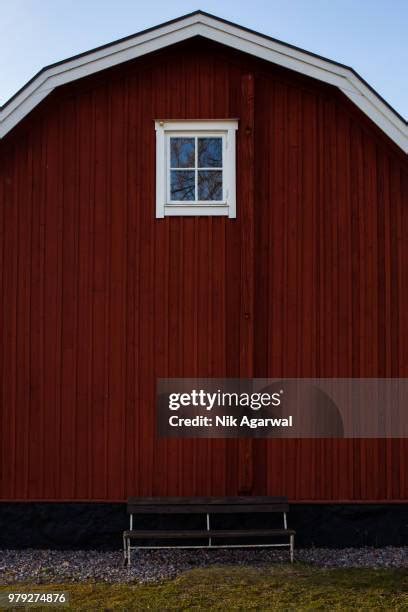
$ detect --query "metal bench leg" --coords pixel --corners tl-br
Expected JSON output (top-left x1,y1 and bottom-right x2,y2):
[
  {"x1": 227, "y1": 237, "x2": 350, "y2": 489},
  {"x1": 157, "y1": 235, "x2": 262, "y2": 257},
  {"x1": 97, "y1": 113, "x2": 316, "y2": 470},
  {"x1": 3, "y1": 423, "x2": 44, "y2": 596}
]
[
  {"x1": 290, "y1": 535, "x2": 294, "y2": 563},
  {"x1": 123, "y1": 534, "x2": 127, "y2": 566},
  {"x1": 127, "y1": 538, "x2": 131, "y2": 567},
  {"x1": 207, "y1": 513, "x2": 212, "y2": 547}
]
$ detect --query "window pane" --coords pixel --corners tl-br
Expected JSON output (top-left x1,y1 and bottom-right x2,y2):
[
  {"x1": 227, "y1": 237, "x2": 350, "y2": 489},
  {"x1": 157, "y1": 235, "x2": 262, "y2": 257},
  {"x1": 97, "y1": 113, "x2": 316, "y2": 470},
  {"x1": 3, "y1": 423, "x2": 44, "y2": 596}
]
[
  {"x1": 170, "y1": 170, "x2": 195, "y2": 201},
  {"x1": 198, "y1": 137, "x2": 222, "y2": 168},
  {"x1": 170, "y1": 138, "x2": 195, "y2": 168},
  {"x1": 198, "y1": 170, "x2": 223, "y2": 201}
]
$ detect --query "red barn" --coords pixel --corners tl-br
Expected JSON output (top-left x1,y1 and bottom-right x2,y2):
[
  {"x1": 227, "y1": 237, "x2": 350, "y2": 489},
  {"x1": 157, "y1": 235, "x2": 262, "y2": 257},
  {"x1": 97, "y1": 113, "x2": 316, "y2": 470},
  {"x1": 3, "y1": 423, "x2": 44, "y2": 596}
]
[{"x1": 0, "y1": 12, "x2": 407, "y2": 547}]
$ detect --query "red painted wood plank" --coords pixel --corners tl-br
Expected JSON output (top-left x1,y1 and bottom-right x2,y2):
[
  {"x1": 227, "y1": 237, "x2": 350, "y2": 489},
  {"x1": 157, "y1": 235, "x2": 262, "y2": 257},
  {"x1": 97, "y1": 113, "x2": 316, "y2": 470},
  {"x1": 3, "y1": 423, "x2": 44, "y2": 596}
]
[
  {"x1": 106, "y1": 79, "x2": 127, "y2": 501},
  {"x1": 91, "y1": 85, "x2": 110, "y2": 499},
  {"x1": 58, "y1": 98, "x2": 79, "y2": 499},
  {"x1": 14, "y1": 134, "x2": 32, "y2": 499},
  {"x1": 75, "y1": 91, "x2": 94, "y2": 499},
  {"x1": 41, "y1": 106, "x2": 64, "y2": 499},
  {"x1": 2, "y1": 144, "x2": 19, "y2": 499}
]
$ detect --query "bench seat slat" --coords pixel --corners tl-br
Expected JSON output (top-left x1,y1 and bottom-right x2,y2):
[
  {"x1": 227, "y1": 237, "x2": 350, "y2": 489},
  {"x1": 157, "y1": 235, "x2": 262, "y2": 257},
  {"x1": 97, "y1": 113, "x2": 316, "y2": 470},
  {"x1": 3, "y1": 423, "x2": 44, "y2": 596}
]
[
  {"x1": 124, "y1": 529, "x2": 295, "y2": 539},
  {"x1": 128, "y1": 504, "x2": 289, "y2": 514},
  {"x1": 128, "y1": 496, "x2": 288, "y2": 505}
]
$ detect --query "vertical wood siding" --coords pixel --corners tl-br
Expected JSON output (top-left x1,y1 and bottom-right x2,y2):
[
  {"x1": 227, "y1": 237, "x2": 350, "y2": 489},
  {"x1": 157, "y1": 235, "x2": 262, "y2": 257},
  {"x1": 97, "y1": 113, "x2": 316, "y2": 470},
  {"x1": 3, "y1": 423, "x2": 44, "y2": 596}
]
[{"x1": 0, "y1": 40, "x2": 407, "y2": 501}]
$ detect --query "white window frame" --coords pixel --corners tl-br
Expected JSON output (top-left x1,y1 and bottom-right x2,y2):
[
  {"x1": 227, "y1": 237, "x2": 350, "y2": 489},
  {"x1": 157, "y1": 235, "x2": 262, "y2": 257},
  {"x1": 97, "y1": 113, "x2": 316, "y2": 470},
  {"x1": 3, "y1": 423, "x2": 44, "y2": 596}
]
[{"x1": 155, "y1": 119, "x2": 238, "y2": 218}]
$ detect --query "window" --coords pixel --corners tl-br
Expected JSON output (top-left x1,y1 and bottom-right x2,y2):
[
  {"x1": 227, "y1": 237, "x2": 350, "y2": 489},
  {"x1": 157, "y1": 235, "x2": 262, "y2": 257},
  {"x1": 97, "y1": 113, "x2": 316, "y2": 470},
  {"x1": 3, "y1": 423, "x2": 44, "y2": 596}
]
[{"x1": 155, "y1": 120, "x2": 238, "y2": 218}]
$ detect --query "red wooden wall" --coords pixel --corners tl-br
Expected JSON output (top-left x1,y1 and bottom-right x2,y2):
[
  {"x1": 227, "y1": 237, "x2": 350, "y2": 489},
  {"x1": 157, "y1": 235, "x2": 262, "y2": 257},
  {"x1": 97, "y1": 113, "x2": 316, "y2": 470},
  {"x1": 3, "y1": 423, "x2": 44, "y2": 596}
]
[{"x1": 0, "y1": 39, "x2": 407, "y2": 502}]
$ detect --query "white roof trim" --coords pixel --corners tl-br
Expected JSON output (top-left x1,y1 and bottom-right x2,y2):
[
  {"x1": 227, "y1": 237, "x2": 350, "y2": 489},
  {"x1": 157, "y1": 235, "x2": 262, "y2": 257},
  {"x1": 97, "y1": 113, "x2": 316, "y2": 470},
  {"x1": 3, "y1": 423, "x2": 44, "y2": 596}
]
[{"x1": 0, "y1": 11, "x2": 407, "y2": 152}]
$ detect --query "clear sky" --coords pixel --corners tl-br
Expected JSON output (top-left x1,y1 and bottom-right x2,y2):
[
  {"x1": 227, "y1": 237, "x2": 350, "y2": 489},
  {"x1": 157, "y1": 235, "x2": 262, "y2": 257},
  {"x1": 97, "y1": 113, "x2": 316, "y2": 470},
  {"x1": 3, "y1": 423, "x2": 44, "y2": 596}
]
[{"x1": 1, "y1": 0, "x2": 407, "y2": 117}]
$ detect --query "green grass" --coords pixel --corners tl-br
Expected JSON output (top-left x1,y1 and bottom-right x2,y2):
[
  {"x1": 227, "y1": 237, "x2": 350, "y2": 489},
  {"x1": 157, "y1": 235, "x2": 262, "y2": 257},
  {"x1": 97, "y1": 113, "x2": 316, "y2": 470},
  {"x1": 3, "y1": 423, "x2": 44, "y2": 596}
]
[{"x1": 1, "y1": 565, "x2": 407, "y2": 610}]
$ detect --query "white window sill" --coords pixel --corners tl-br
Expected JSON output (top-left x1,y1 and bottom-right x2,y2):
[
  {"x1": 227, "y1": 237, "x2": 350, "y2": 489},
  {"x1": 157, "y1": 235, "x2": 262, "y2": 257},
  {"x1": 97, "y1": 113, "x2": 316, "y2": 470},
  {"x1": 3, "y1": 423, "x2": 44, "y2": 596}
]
[{"x1": 163, "y1": 205, "x2": 231, "y2": 217}]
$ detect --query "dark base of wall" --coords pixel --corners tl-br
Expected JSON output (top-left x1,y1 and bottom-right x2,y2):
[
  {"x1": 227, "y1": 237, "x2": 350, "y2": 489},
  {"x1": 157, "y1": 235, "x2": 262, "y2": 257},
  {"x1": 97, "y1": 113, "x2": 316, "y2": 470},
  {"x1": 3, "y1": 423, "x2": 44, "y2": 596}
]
[{"x1": 0, "y1": 503, "x2": 406, "y2": 549}]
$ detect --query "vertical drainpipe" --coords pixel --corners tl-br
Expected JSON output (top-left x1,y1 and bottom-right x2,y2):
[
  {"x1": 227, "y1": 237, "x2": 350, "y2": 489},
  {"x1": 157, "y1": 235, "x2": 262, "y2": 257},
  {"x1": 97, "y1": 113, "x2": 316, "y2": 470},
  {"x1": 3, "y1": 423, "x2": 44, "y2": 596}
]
[{"x1": 238, "y1": 72, "x2": 255, "y2": 495}]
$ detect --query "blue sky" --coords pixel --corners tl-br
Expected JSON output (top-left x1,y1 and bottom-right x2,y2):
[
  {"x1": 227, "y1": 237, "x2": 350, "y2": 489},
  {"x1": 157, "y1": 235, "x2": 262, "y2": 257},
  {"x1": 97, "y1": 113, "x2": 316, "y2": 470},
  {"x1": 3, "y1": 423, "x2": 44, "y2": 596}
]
[{"x1": 1, "y1": 0, "x2": 407, "y2": 117}]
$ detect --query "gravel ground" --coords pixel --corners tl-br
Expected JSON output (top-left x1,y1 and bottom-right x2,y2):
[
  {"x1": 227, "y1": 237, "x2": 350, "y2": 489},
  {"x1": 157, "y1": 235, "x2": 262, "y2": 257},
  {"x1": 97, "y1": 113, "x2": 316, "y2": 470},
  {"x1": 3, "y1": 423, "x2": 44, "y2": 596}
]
[{"x1": 0, "y1": 547, "x2": 407, "y2": 584}]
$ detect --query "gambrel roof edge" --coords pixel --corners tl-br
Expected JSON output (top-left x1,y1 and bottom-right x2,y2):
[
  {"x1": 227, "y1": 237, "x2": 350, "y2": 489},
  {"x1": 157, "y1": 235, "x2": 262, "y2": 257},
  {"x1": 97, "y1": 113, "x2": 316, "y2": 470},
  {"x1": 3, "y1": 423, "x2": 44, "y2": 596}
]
[{"x1": 0, "y1": 10, "x2": 407, "y2": 152}]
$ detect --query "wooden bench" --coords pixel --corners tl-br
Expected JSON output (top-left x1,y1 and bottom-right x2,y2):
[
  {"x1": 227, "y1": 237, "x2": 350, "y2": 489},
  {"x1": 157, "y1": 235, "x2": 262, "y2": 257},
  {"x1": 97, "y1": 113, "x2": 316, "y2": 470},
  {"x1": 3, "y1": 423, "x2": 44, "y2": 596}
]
[{"x1": 123, "y1": 496, "x2": 295, "y2": 566}]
